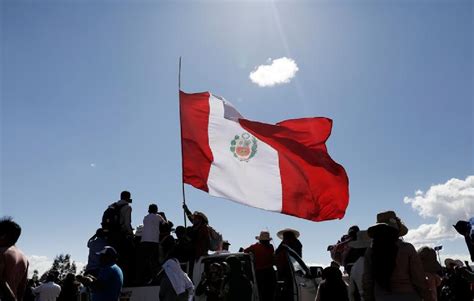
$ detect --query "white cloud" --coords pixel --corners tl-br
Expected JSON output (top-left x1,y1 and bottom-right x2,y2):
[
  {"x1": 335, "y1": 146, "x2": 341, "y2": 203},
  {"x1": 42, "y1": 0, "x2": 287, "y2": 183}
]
[
  {"x1": 27, "y1": 255, "x2": 86, "y2": 278},
  {"x1": 403, "y1": 176, "x2": 474, "y2": 246},
  {"x1": 27, "y1": 255, "x2": 53, "y2": 278},
  {"x1": 249, "y1": 57, "x2": 299, "y2": 87}
]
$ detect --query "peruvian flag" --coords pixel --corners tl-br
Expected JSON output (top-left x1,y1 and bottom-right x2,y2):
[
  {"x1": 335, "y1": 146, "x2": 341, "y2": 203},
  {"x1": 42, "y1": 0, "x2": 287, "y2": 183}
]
[{"x1": 180, "y1": 91, "x2": 349, "y2": 222}]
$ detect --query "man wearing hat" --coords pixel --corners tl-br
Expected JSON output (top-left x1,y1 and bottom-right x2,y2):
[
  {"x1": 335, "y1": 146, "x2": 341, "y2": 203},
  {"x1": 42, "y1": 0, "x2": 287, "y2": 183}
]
[
  {"x1": 183, "y1": 204, "x2": 210, "y2": 260},
  {"x1": 277, "y1": 228, "x2": 302, "y2": 257},
  {"x1": 243, "y1": 231, "x2": 275, "y2": 301},
  {"x1": 363, "y1": 211, "x2": 429, "y2": 301},
  {"x1": 87, "y1": 246, "x2": 123, "y2": 301}
]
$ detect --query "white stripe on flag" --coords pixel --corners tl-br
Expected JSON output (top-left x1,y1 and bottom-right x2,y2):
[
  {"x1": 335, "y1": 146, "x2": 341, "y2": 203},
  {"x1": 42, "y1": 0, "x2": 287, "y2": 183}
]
[{"x1": 207, "y1": 94, "x2": 282, "y2": 212}]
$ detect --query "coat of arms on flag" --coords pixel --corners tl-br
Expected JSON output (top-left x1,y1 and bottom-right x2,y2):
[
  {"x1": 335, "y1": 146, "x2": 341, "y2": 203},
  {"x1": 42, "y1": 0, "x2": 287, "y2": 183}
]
[{"x1": 230, "y1": 132, "x2": 258, "y2": 162}]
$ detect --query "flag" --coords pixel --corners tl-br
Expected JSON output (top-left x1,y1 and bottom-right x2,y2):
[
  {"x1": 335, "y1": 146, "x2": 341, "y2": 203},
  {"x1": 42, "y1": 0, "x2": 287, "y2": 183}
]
[{"x1": 180, "y1": 91, "x2": 349, "y2": 222}]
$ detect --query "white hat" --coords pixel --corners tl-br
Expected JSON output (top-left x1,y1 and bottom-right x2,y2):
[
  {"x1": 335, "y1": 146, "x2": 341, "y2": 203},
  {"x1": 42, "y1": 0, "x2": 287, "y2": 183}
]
[
  {"x1": 277, "y1": 228, "x2": 300, "y2": 240},
  {"x1": 255, "y1": 231, "x2": 272, "y2": 241}
]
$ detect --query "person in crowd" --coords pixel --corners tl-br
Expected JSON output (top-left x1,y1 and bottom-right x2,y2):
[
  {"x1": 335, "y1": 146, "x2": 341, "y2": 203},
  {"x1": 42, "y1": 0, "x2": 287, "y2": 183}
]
[
  {"x1": 275, "y1": 229, "x2": 298, "y2": 301},
  {"x1": 347, "y1": 230, "x2": 371, "y2": 301},
  {"x1": 22, "y1": 279, "x2": 37, "y2": 301},
  {"x1": 87, "y1": 246, "x2": 123, "y2": 301},
  {"x1": 219, "y1": 240, "x2": 230, "y2": 253},
  {"x1": 159, "y1": 251, "x2": 194, "y2": 301},
  {"x1": 243, "y1": 230, "x2": 275, "y2": 301},
  {"x1": 315, "y1": 266, "x2": 349, "y2": 301},
  {"x1": 417, "y1": 246, "x2": 442, "y2": 301},
  {"x1": 75, "y1": 275, "x2": 91, "y2": 301},
  {"x1": 328, "y1": 225, "x2": 360, "y2": 273},
  {"x1": 33, "y1": 273, "x2": 61, "y2": 301},
  {"x1": 183, "y1": 204, "x2": 210, "y2": 260},
  {"x1": 0, "y1": 217, "x2": 29, "y2": 301},
  {"x1": 135, "y1": 204, "x2": 167, "y2": 284},
  {"x1": 196, "y1": 262, "x2": 225, "y2": 301},
  {"x1": 277, "y1": 228, "x2": 302, "y2": 258},
  {"x1": 174, "y1": 226, "x2": 194, "y2": 264},
  {"x1": 103, "y1": 191, "x2": 133, "y2": 285},
  {"x1": 116, "y1": 190, "x2": 133, "y2": 236},
  {"x1": 160, "y1": 222, "x2": 176, "y2": 264},
  {"x1": 58, "y1": 273, "x2": 80, "y2": 301},
  {"x1": 363, "y1": 211, "x2": 429, "y2": 301},
  {"x1": 223, "y1": 256, "x2": 252, "y2": 301},
  {"x1": 86, "y1": 229, "x2": 109, "y2": 277},
  {"x1": 440, "y1": 258, "x2": 472, "y2": 301},
  {"x1": 453, "y1": 220, "x2": 474, "y2": 262}
]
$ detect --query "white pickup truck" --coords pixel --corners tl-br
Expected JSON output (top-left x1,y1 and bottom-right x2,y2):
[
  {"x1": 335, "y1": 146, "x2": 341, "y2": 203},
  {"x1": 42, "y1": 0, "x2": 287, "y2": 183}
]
[{"x1": 120, "y1": 245, "x2": 322, "y2": 301}]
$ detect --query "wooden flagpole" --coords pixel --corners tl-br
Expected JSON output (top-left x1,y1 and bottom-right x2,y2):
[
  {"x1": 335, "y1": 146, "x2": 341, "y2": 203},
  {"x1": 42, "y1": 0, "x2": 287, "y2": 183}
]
[{"x1": 178, "y1": 56, "x2": 187, "y2": 228}]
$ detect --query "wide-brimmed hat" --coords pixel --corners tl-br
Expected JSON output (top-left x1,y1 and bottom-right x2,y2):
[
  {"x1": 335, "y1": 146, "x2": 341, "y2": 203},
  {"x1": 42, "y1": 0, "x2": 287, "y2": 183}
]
[
  {"x1": 193, "y1": 211, "x2": 208, "y2": 224},
  {"x1": 255, "y1": 231, "x2": 272, "y2": 241},
  {"x1": 367, "y1": 211, "x2": 408, "y2": 238},
  {"x1": 444, "y1": 258, "x2": 463, "y2": 269},
  {"x1": 348, "y1": 230, "x2": 372, "y2": 249},
  {"x1": 277, "y1": 228, "x2": 300, "y2": 240},
  {"x1": 96, "y1": 246, "x2": 118, "y2": 258},
  {"x1": 418, "y1": 247, "x2": 442, "y2": 273}
]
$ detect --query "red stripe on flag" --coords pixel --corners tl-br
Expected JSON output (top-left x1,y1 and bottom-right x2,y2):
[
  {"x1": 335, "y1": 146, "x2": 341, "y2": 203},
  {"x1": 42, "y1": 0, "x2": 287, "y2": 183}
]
[
  {"x1": 180, "y1": 91, "x2": 213, "y2": 192},
  {"x1": 240, "y1": 118, "x2": 349, "y2": 221}
]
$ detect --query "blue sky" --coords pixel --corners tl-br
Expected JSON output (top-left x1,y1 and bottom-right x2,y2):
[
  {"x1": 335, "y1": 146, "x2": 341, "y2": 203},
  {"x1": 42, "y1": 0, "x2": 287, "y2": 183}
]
[{"x1": 1, "y1": 0, "x2": 473, "y2": 273}]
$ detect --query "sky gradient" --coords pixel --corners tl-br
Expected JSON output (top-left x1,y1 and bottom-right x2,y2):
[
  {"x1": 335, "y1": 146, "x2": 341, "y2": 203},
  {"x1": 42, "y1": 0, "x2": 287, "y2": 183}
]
[{"x1": 1, "y1": 0, "x2": 473, "y2": 274}]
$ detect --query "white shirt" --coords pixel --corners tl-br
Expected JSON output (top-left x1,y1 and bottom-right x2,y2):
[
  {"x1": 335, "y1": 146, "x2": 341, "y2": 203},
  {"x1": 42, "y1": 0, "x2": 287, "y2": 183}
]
[
  {"x1": 349, "y1": 256, "x2": 365, "y2": 301},
  {"x1": 163, "y1": 258, "x2": 194, "y2": 299},
  {"x1": 141, "y1": 213, "x2": 166, "y2": 243},
  {"x1": 33, "y1": 281, "x2": 61, "y2": 301}
]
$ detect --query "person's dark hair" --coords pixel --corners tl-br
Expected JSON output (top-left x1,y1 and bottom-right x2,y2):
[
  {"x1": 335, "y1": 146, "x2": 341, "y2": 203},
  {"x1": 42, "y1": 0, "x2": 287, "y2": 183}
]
[
  {"x1": 370, "y1": 226, "x2": 399, "y2": 291},
  {"x1": 148, "y1": 204, "x2": 158, "y2": 214},
  {"x1": 319, "y1": 267, "x2": 349, "y2": 301},
  {"x1": 0, "y1": 216, "x2": 22, "y2": 246},
  {"x1": 175, "y1": 226, "x2": 186, "y2": 238},
  {"x1": 120, "y1": 191, "x2": 131, "y2": 201},
  {"x1": 46, "y1": 272, "x2": 56, "y2": 282}
]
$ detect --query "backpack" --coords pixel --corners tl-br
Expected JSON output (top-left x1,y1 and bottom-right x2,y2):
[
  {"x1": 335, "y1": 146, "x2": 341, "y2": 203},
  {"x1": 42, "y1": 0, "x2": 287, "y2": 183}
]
[
  {"x1": 101, "y1": 202, "x2": 127, "y2": 232},
  {"x1": 207, "y1": 225, "x2": 223, "y2": 251}
]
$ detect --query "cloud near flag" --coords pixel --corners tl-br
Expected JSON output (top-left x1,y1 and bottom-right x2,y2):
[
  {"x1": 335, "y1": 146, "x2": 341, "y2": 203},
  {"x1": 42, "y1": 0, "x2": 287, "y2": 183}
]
[
  {"x1": 179, "y1": 91, "x2": 349, "y2": 222},
  {"x1": 250, "y1": 57, "x2": 299, "y2": 87}
]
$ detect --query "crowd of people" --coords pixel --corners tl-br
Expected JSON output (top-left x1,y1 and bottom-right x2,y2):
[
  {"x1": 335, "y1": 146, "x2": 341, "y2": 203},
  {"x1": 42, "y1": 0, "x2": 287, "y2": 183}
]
[{"x1": 1, "y1": 190, "x2": 474, "y2": 301}]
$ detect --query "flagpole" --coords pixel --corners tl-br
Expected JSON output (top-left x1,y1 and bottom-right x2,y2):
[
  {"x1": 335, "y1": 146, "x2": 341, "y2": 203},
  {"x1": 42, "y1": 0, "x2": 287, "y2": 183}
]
[{"x1": 178, "y1": 56, "x2": 187, "y2": 228}]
